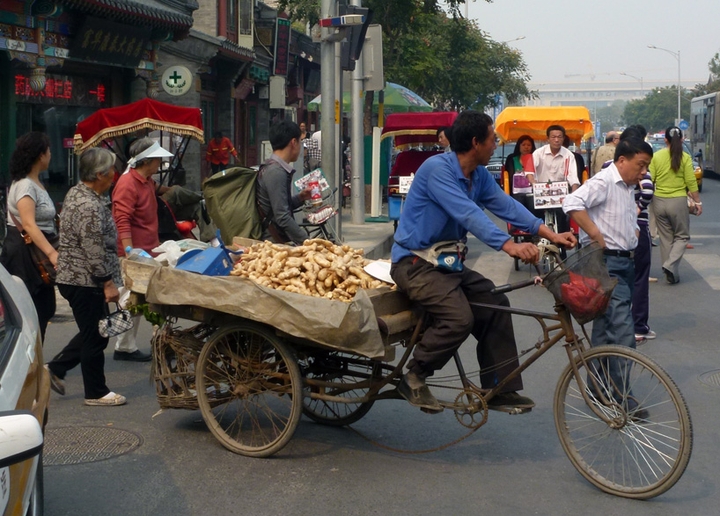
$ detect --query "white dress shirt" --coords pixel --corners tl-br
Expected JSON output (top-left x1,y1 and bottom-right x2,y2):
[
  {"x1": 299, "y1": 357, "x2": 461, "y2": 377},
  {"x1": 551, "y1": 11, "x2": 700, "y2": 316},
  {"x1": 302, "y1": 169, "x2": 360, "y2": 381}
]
[
  {"x1": 562, "y1": 162, "x2": 638, "y2": 251},
  {"x1": 531, "y1": 145, "x2": 580, "y2": 186}
]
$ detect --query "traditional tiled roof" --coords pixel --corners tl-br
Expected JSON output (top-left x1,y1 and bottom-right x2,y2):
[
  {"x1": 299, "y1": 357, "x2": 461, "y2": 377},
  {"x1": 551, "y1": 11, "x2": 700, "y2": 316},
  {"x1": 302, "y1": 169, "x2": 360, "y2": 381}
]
[
  {"x1": 58, "y1": 0, "x2": 195, "y2": 32},
  {"x1": 217, "y1": 37, "x2": 254, "y2": 61}
]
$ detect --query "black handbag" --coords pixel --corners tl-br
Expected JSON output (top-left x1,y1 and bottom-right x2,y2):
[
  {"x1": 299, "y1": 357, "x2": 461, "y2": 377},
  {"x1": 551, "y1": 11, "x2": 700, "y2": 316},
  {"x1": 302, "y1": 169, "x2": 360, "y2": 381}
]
[{"x1": 98, "y1": 303, "x2": 134, "y2": 338}]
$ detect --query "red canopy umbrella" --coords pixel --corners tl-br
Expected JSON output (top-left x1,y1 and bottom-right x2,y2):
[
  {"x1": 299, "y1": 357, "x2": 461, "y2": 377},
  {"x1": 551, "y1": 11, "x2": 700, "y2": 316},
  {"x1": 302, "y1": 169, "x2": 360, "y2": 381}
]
[
  {"x1": 381, "y1": 111, "x2": 458, "y2": 147},
  {"x1": 73, "y1": 98, "x2": 204, "y2": 154}
]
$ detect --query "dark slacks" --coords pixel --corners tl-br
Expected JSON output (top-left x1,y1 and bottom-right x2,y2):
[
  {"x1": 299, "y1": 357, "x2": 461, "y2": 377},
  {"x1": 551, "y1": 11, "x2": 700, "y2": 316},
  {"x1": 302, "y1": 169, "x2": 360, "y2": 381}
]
[
  {"x1": 210, "y1": 162, "x2": 227, "y2": 174},
  {"x1": 591, "y1": 255, "x2": 635, "y2": 395},
  {"x1": 48, "y1": 284, "x2": 111, "y2": 400},
  {"x1": 632, "y1": 224, "x2": 651, "y2": 335},
  {"x1": 390, "y1": 257, "x2": 523, "y2": 392}
]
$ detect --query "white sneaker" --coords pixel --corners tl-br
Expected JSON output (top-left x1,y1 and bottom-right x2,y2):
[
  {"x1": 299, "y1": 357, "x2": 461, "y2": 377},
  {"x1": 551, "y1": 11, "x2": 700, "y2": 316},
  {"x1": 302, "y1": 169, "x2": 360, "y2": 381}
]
[
  {"x1": 635, "y1": 330, "x2": 657, "y2": 340},
  {"x1": 84, "y1": 392, "x2": 127, "y2": 406}
]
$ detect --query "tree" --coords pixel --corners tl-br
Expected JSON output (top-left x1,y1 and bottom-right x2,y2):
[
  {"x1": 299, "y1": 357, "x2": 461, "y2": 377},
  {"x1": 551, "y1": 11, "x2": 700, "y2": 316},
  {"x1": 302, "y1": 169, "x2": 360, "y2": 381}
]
[
  {"x1": 622, "y1": 86, "x2": 689, "y2": 133},
  {"x1": 693, "y1": 52, "x2": 720, "y2": 96},
  {"x1": 594, "y1": 100, "x2": 626, "y2": 132},
  {"x1": 276, "y1": 0, "x2": 532, "y2": 111}
]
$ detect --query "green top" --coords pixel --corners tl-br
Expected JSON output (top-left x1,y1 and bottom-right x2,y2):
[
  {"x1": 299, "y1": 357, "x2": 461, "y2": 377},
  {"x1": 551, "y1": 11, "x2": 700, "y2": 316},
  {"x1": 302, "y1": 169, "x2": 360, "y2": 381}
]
[{"x1": 650, "y1": 148, "x2": 697, "y2": 197}]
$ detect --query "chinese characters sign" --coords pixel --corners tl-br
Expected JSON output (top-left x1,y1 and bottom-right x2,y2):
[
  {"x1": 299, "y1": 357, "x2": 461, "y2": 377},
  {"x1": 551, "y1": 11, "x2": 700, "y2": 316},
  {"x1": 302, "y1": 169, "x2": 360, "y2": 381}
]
[
  {"x1": 274, "y1": 18, "x2": 291, "y2": 76},
  {"x1": 69, "y1": 16, "x2": 151, "y2": 67},
  {"x1": 15, "y1": 74, "x2": 108, "y2": 106}
]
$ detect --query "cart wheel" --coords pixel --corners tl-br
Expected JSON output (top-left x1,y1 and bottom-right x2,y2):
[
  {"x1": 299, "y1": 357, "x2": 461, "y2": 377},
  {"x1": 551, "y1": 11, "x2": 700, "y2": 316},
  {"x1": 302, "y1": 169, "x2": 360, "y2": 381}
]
[
  {"x1": 196, "y1": 323, "x2": 303, "y2": 457},
  {"x1": 300, "y1": 352, "x2": 378, "y2": 426},
  {"x1": 554, "y1": 345, "x2": 692, "y2": 499}
]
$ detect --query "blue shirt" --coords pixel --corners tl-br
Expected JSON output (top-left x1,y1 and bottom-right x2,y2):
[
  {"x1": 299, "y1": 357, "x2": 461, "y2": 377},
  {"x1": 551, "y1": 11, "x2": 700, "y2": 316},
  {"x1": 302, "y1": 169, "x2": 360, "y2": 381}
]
[{"x1": 391, "y1": 153, "x2": 543, "y2": 262}]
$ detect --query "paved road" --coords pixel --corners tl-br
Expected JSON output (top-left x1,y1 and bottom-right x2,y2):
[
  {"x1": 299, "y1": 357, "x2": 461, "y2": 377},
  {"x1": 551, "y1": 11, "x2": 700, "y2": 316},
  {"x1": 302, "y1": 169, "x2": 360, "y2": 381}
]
[{"x1": 42, "y1": 179, "x2": 720, "y2": 515}]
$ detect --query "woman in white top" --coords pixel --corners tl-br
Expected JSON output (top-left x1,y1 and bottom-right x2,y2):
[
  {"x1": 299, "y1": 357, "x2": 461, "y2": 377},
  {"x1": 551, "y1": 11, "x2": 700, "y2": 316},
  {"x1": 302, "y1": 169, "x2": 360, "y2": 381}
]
[{"x1": 0, "y1": 132, "x2": 57, "y2": 340}]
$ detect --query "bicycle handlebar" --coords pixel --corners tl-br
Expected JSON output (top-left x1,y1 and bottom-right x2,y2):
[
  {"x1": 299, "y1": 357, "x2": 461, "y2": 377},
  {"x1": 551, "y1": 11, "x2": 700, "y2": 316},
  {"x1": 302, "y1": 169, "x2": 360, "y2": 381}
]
[{"x1": 490, "y1": 277, "x2": 538, "y2": 295}]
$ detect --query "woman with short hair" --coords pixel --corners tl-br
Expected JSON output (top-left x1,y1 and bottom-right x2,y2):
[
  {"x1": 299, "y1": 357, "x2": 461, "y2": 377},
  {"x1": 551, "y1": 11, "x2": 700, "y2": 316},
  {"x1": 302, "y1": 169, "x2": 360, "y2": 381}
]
[
  {"x1": 0, "y1": 132, "x2": 57, "y2": 341},
  {"x1": 46, "y1": 147, "x2": 127, "y2": 406}
]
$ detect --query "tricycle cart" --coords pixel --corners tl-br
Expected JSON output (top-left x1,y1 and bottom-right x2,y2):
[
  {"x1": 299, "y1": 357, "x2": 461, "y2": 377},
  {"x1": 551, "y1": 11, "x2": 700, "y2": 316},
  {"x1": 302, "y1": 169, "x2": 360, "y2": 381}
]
[
  {"x1": 124, "y1": 243, "x2": 692, "y2": 500},
  {"x1": 383, "y1": 112, "x2": 458, "y2": 228}
]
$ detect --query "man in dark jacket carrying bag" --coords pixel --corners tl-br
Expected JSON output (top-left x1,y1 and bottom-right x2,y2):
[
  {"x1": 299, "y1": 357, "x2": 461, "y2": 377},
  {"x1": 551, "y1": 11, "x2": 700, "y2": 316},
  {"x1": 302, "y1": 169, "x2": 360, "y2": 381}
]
[{"x1": 256, "y1": 120, "x2": 312, "y2": 245}]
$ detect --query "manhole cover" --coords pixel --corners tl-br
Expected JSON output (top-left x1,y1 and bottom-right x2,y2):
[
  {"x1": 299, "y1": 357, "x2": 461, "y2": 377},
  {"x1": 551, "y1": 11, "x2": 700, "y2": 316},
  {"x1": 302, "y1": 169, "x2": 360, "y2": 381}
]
[
  {"x1": 698, "y1": 369, "x2": 720, "y2": 388},
  {"x1": 44, "y1": 426, "x2": 143, "y2": 466}
]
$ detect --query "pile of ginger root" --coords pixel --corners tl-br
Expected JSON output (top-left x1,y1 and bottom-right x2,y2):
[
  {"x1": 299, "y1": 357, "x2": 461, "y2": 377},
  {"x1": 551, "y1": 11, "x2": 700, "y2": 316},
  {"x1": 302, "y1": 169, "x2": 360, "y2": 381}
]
[{"x1": 230, "y1": 239, "x2": 392, "y2": 302}]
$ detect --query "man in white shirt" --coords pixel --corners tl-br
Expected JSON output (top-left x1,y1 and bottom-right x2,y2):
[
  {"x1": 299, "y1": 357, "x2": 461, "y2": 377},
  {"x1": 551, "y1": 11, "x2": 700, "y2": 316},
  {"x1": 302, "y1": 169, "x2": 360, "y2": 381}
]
[
  {"x1": 528, "y1": 125, "x2": 581, "y2": 190},
  {"x1": 562, "y1": 137, "x2": 654, "y2": 419},
  {"x1": 527, "y1": 125, "x2": 580, "y2": 235}
]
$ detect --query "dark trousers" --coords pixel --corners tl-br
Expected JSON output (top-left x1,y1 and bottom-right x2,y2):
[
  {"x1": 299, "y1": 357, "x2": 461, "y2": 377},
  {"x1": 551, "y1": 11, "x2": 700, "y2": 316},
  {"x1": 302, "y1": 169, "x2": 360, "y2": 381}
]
[
  {"x1": 48, "y1": 284, "x2": 111, "y2": 399},
  {"x1": 632, "y1": 224, "x2": 651, "y2": 335},
  {"x1": 390, "y1": 257, "x2": 523, "y2": 392},
  {"x1": 210, "y1": 162, "x2": 227, "y2": 174},
  {"x1": 32, "y1": 284, "x2": 56, "y2": 343}
]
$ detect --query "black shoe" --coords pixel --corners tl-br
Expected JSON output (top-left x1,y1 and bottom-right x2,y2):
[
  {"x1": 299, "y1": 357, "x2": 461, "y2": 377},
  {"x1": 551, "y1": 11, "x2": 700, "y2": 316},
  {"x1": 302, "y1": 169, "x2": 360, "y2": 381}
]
[
  {"x1": 45, "y1": 365, "x2": 65, "y2": 396},
  {"x1": 113, "y1": 350, "x2": 152, "y2": 362},
  {"x1": 487, "y1": 391, "x2": 535, "y2": 410},
  {"x1": 397, "y1": 374, "x2": 442, "y2": 411},
  {"x1": 662, "y1": 267, "x2": 679, "y2": 284}
]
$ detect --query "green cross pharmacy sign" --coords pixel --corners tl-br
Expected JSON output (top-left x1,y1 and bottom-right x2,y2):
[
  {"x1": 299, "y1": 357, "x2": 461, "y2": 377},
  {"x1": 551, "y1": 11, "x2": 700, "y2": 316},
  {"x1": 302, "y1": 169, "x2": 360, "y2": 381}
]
[{"x1": 161, "y1": 65, "x2": 192, "y2": 96}]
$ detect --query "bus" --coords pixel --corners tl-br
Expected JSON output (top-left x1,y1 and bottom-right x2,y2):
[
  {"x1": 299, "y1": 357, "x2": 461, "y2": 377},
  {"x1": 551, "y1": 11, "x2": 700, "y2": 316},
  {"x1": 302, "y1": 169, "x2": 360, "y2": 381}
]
[{"x1": 689, "y1": 91, "x2": 720, "y2": 175}]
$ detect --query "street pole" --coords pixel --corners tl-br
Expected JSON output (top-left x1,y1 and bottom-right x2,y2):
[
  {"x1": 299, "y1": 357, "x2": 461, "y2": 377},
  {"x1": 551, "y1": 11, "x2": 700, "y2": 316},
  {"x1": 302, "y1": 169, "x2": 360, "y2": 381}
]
[
  {"x1": 648, "y1": 45, "x2": 681, "y2": 125},
  {"x1": 350, "y1": 0, "x2": 365, "y2": 225},
  {"x1": 321, "y1": 0, "x2": 336, "y2": 202},
  {"x1": 620, "y1": 72, "x2": 643, "y2": 97},
  {"x1": 333, "y1": 36, "x2": 342, "y2": 238}
]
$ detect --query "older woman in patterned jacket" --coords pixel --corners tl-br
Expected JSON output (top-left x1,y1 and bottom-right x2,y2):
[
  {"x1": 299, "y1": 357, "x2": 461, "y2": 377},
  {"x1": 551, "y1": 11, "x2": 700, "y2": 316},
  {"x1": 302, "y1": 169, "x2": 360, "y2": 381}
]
[{"x1": 45, "y1": 147, "x2": 127, "y2": 406}]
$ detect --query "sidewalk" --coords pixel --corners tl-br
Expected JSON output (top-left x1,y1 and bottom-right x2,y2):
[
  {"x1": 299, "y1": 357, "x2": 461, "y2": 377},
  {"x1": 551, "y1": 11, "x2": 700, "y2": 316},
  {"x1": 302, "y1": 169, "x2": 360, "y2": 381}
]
[{"x1": 338, "y1": 209, "x2": 395, "y2": 260}]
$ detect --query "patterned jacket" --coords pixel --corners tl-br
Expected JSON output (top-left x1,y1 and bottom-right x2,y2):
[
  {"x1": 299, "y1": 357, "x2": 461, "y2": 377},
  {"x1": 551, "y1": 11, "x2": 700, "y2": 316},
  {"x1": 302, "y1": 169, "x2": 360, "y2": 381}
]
[{"x1": 56, "y1": 183, "x2": 122, "y2": 288}]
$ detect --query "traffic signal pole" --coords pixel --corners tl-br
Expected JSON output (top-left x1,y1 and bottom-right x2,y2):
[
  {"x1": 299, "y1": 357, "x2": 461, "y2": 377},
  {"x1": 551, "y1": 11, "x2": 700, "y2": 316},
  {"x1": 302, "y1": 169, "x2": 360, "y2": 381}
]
[
  {"x1": 350, "y1": 0, "x2": 365, "y2": 225},
  {"x1": 320, "y1": 0, "x2": 338, "y2": 235}
]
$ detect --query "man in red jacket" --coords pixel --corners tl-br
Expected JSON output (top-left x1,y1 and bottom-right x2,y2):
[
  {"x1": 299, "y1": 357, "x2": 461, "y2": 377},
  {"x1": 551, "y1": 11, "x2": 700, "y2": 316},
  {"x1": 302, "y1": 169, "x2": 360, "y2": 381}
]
[{"x1": 206, "y1": 131, "x2": 239, "y2": 174}]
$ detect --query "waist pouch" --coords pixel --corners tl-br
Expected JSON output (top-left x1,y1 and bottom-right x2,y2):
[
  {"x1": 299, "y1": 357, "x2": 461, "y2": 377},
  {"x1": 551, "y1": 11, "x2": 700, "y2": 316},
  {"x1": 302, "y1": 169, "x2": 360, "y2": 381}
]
[{"x1": 411, "y1": 240, "x2": 467, "y2": 272}]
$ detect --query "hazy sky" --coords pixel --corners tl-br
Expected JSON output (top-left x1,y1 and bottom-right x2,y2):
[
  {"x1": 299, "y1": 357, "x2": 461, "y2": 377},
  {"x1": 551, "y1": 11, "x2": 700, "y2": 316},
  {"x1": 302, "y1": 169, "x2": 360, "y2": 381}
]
[{"x1": 461, "y1": 0, "x2": 720, "y2": 87}]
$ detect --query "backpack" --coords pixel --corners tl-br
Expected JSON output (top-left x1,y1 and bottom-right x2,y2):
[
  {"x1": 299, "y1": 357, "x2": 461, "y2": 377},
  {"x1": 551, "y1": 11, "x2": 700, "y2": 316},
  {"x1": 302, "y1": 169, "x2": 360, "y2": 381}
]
[{"x1": 202, "y1": 166, "x2": 262, "y2": 242}]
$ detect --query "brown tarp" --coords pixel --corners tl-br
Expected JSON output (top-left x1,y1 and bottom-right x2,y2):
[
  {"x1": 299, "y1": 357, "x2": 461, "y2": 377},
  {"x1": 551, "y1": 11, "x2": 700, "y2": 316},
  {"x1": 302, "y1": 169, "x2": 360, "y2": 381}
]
[{"x1": 144, "y1": 266, "x2": 386, "y2": 358}]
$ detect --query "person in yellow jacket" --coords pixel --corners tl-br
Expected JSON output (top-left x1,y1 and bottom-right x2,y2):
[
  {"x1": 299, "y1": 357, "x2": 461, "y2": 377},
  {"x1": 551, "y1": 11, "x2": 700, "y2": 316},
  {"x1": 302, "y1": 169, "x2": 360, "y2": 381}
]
[{"x1": 206, "y1": 131, "x2": 239, "y2": 174}]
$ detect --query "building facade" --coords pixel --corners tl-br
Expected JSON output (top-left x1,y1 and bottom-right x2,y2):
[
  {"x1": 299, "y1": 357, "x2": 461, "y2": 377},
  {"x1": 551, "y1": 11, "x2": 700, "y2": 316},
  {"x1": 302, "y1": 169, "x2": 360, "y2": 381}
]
[{"x1": 0, "y1": 0, "x2": 196, "y2": 198}]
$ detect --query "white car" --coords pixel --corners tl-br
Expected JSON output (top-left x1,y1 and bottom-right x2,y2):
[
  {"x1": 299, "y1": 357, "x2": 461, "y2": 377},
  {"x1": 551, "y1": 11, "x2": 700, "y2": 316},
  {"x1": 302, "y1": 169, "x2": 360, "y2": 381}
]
[{"x1": 0, "y1": 264, "x2": 50, "y2": 516}]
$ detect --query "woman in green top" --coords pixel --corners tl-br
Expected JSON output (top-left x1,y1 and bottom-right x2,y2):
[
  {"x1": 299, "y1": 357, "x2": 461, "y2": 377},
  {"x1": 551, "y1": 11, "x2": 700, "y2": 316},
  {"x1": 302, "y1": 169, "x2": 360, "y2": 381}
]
[{"x1": 650, "y1": 126, "x2": 702, "y2": 284}]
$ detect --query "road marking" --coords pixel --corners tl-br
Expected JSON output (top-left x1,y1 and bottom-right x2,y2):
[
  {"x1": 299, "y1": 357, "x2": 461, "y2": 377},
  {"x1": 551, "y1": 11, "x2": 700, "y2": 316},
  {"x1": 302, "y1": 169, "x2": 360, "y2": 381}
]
[{"x1": 684, "y1": 254, "x2": 720, "y2": 290}]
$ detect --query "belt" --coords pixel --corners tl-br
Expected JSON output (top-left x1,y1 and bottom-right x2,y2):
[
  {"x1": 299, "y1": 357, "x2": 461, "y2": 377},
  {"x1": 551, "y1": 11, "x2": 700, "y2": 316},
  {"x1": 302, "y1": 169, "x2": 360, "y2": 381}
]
[{"x1": 603, "y1": 249, "x2": 634, "y2": 258}]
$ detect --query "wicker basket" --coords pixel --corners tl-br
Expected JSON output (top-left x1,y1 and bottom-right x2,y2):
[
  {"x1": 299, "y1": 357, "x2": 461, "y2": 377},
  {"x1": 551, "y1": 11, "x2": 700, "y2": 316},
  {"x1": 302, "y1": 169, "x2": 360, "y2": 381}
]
[
  {"x1": 544, "y1": 243, "x2": 618, "y2": 325},
  {"x1": 151, "y1": 323, "x2": 215, "y2": 409}
]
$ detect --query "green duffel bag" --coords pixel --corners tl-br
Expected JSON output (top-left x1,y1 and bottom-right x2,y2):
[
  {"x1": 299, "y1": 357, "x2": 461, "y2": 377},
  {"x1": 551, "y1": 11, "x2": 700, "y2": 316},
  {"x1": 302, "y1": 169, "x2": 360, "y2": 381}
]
[{"x1": 202, "y1": 166, "x2": 261, "y2": 242}]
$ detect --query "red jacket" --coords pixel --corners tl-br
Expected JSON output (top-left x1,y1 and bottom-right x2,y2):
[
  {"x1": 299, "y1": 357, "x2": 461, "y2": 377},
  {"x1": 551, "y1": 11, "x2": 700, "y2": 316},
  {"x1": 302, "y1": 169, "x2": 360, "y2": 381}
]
[
  {"x1": 112, "y1": 168, "x2": 159, "y2": 255},
  {"x1": 206, "y1": 137, "x2": 238, "y2": 165}
]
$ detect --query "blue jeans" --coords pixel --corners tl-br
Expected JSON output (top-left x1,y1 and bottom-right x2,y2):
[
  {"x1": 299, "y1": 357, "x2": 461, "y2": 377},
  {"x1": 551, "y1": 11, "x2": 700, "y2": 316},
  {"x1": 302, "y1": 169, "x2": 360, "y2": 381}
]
[{"x1": 591, "y1": 255, "x2": 635, "y2": 397}]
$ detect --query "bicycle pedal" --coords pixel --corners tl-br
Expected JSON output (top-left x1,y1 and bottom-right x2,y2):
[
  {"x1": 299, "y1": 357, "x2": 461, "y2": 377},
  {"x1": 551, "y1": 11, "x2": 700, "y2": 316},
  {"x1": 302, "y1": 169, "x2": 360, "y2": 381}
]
[
  {"x1": 420, "y1": 406, "x2": 444, "y2": 415},
  {"x1": 488, "y1": 406, "x2": 532, "y2": 415}
]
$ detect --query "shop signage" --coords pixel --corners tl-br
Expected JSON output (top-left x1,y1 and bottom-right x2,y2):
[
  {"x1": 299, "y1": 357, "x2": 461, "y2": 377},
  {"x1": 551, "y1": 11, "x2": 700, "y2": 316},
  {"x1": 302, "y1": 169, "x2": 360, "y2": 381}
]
[
  {"x1": 273, "y1": 18, "x2": 291, "y2": 76},
  {"x1": 161, "y1": 66, "x2": 192, "y2": 96},
  {"x1": 69, "y1": 16, "x2": 151, "y2": 68},
  {"x1": 14, "y1": 73, "x2": 108, "y2": 106}
]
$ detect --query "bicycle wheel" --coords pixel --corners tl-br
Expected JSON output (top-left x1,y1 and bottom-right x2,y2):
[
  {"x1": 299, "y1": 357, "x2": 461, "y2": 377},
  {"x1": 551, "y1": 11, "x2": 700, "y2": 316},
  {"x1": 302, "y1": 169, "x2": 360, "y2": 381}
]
[
  {"x1": 196, "y1": 323, "x2": 303, "y2": 457},
  {"x1": 554, "y1": 345, "x2": 692, "y2": 499},
  {"x1": 301, "y1": 352, "x2": 377, "y2": 426}
]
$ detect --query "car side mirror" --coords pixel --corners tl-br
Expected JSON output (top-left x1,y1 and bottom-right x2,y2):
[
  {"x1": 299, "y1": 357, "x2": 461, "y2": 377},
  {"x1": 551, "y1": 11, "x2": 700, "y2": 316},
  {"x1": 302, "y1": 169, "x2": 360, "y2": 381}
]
[{"x1": 0, "y1": 411, "x2": 43, "y2": 469}]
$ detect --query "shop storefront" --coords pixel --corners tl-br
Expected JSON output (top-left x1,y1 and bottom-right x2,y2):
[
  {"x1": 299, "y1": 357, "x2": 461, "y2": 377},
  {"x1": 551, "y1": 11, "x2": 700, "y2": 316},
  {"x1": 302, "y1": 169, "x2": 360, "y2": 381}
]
[{"x1": 0, "y1": 0, "x2": 196, "y2": 200}]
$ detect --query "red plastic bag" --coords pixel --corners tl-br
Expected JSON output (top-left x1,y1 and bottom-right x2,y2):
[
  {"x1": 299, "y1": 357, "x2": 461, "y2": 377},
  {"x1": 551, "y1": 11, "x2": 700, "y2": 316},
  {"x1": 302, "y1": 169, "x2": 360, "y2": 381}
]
[{"x1": 560, "y1": 271, "x2": 608, "y2": 320}]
